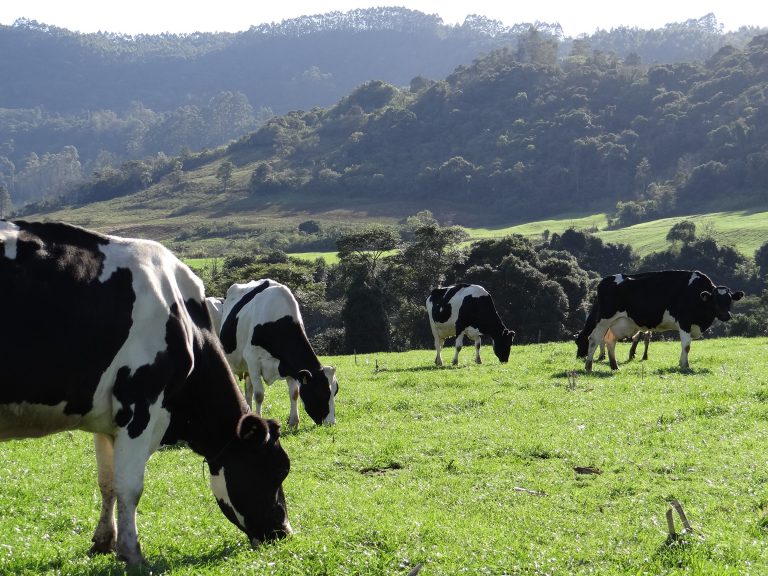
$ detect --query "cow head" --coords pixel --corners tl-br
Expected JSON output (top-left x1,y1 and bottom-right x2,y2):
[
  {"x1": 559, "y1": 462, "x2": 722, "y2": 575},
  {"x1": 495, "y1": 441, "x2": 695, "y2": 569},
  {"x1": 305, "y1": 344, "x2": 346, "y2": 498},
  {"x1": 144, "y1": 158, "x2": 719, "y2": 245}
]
[
  {"x1": 298, "y1": 367, "x2": 339, "y2": 425},
  {"x1": 700, "y1": 287, "x2": 745, "y2": 322},
  {"x1": 574, "y1": 331, "x2": 589, "y2": 358},
  {"x1": 209, "y1": 414, "x2": 291, "y2": 547},
  {"x1": 492, "y1": 329, "x2": 516, "y2": 363}
]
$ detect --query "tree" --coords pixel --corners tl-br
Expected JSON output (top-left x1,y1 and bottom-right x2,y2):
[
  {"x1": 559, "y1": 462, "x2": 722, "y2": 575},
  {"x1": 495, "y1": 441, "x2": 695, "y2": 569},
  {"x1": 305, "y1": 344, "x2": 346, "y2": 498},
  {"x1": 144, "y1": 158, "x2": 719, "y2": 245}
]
[
  {"x1": 336, "y1": 224, "x2": 399, "y2": 279},
  {"x1": 341, "y1": 277, "x2": 391, "y2": 353},
  {"x1": 394, "y1": 223, "x2": 468, "y2": 301},
  {"x1": 755, "y1": 241, "x2": 768, "y2": 282},
  {"x1": 216, "y1": 161, "x2": 234, "y2": 192},
  {"x1": 666, "y1": 220, "x2": 696, "y2": 245}
]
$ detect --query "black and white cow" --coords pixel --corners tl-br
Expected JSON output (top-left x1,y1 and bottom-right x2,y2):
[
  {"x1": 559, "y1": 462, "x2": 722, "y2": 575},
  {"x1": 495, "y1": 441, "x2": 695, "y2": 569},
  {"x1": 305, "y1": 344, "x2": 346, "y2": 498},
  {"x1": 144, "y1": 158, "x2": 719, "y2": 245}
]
[
  {"x1": 576, "y1": 270, "x2": 743, "y2": 371},
  {"x1": 218, "y1": 279, "x2": 338, "y2": 427},
  {"x1": 426, "y1": 283, "x2": 515, "y2": 366},
  {"x1": 0, "y1": 220, "x2": 291, "y2": 566}
]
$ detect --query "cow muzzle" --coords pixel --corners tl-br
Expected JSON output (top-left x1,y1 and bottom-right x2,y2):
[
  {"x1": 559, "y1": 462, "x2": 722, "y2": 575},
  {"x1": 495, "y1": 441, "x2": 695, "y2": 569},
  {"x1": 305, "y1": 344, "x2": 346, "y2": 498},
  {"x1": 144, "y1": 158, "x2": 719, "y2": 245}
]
[{"x1": 250, "y1": 521, "x2": 293, "y2": 548}]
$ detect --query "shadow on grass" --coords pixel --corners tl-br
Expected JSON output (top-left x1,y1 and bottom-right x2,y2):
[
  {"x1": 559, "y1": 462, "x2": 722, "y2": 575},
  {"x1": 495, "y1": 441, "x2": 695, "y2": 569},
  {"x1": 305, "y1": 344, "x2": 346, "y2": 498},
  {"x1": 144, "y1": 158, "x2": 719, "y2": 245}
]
[
  {"x1": 15, "y1": 542, "x2": 251, "y2": 576},
  {"x1": 375, "y1": 361, "x2": 505, "y2": 373},
  {"x1": 652, "y1": 366, "x2": 713, "y2": 376},
  {"x1": 551, "y1": 363, "x2": 712, "y2": 380}
]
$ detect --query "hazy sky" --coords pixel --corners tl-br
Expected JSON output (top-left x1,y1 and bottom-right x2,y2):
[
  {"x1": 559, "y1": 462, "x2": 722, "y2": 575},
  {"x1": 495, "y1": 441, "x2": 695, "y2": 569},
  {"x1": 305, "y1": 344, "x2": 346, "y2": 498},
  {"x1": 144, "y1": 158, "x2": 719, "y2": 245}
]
[{"x1": 0, "y1": 1, "x2": 764, "y2": 37}]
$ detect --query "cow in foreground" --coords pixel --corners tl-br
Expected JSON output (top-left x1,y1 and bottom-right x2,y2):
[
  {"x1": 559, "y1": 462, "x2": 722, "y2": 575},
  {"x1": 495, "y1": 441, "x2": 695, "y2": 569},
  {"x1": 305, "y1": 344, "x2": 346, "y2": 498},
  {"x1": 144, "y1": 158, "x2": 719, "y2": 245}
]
[
  {"x1": 427, "y1": 283, "x2": 515, "y2": 366},
  {"x1": 576, "y1": 270, "x2": 743, "y2": 371},
  {"x1": 217, "y1": 279, "x2": 338, "y2": 427},
  {"x1": 0, "y1": 220, "x2": 291, "y2": 566}
]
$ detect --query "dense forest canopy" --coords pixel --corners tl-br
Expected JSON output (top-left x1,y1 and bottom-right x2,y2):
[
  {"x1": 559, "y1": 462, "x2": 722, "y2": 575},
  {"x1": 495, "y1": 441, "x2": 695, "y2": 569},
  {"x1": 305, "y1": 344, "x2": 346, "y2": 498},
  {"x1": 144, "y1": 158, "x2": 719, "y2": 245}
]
[{"x1": 1, "y1": 8, "x2": 766, "y2": 208}]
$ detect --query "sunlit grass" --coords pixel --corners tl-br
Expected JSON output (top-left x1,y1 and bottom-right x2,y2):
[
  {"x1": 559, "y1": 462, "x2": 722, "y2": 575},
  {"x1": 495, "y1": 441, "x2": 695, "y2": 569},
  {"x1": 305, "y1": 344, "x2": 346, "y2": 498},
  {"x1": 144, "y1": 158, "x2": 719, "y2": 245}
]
[{"x1": 3, "y1": 338, "x2": 768, "y2": 574}]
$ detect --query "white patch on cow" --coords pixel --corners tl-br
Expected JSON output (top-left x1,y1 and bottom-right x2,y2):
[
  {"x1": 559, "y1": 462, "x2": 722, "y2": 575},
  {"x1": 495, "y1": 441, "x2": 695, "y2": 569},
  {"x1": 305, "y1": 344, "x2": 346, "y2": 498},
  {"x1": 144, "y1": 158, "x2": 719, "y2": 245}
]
[
  {"x1": 210, "y1": 467, "x2": 246, "y2": 528},
  {"x1": 716, "y1": 287, "x2": 728, "y2": 295},
  {"x1": 99, "y1": 241, "x2": 197, "y2": 382},
  {"x1": 613, "y1": 274, "x2": 624, "y2": 285},
  {"x1": 688, "y1": 272, "x2": 701, "y2": 285},
  {"x1": 206, "y1": 296, "x2": 225, "y2": 335},
  {"x1": 0, "y1": 220, "x2": 20, "y2": 260},
  {"x1": 0, "y1": 402, "x2": 82, "y2": 439}
]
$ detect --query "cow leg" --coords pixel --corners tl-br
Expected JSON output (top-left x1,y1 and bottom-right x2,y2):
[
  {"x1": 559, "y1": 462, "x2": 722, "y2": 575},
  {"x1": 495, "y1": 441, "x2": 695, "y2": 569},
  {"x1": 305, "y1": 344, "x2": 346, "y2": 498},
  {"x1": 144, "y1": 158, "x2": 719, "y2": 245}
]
[
  {"x1": 679, "y1": 330, "x2": 693, "y2": 370},
  {"x1": 110, "y1": 407, "x2": 169, "y2": 566},
  {"x1": 111, "y1": 434, "x2": 149, "y2": 566},
  {"x1": 244, "y1": 373, "x2": 254, "y2": 409},
  {"x1": 90, "y1": 433, "x2": 116, "y2": 555},
  {"x1": 597, "y1": 341, "x2": 606, "y2": 362},
  {"x1": 642, "y1": 332, "x2": 650, "y2": 361},
  {"x1": 474, "y1": 337, "x2": 482, "y2": 364},
  {"x1": 433, "y1": 335, "x2": 443, "y2": 367},
  {"x1": 628, "y1": 331, "x2": 640, "y2": 360},
  {"x1": 452, "y1": 334, "x2": 463, "y2": 366},
  {"x1": 585, "y1": 323, "x2": 611, "y2": 372},
  {"x1": 245, "y1": 373, "x2": 265, "y2": 415},
  {"x1": 606, "y1": 338, "x2": 619, "y2": 370},
  {"x1": 287, "y1": 377, "x2": 300, "y2": 427}
]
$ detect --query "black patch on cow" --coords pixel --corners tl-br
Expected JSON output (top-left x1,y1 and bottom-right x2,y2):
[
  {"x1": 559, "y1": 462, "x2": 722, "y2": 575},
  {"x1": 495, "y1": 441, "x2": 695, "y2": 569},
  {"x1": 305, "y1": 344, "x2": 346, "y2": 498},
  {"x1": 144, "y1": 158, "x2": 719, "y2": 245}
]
[
  {"x1": 429, "y1": 284, "x2": 469, "y2": 323},
  {"x1": 220, "y1": 281, "x2": 271, "y2": 354},
  {"x1": 250, "y1": 315, "x2": 330, "y2": 424},
  {"x1": 455, "y1": 294, "x2": 506, "y2": 340},
  {"x1": 1, "y1": 221, "x2": 135, "y2": 415}
]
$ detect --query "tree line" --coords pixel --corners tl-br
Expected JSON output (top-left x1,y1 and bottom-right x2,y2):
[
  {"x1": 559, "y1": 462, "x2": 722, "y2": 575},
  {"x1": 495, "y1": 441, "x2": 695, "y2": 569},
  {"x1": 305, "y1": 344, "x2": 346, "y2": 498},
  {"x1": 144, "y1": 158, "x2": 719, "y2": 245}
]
[
  {"x1": 198, "y1": 213, "x2": 768, "y2": 356},
  {"x1": 2, "y1": 11, "x2": 766, "y2": 215}
]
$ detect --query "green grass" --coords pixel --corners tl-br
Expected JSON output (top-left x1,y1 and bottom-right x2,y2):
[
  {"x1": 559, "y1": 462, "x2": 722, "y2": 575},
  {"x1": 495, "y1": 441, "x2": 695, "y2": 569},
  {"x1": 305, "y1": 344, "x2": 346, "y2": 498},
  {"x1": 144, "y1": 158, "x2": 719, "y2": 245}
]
[
  {"x1": 3, "y1": 337, "x2": 768, "y2": 574},
  {"x1": 295, "y1": 209, "x2": 768, "y2": 262},
  {"x1": 465, "y1": 209, "x2": 768, "y2": 258}
]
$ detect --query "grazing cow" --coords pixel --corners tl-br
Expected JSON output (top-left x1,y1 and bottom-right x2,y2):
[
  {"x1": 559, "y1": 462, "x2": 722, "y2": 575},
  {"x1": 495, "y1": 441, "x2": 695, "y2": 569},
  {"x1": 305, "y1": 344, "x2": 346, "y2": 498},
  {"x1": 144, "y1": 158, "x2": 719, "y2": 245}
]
[
  {"x1": 426, "y1": 283, "x2": 515, "y2": 366},
  {"x1": 597, "y1": 330, "x2": 651, "y2": 362},
  {"x1": 576, "y1": 270, "x2": 743, "y2": 371},
  {"x1": 218, "y1": 279, "x2": 338, "y2": 427},
  {"x1": 0, "y1": 220, "x2": 291, "y2": 566}
]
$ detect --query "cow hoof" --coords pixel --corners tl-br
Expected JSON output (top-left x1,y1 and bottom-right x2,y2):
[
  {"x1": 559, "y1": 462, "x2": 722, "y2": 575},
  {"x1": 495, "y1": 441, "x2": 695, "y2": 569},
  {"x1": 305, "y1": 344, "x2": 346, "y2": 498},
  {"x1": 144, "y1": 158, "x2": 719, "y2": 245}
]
[{"x1": 88, "y1": 540, "x2": 115, "y2": 556}]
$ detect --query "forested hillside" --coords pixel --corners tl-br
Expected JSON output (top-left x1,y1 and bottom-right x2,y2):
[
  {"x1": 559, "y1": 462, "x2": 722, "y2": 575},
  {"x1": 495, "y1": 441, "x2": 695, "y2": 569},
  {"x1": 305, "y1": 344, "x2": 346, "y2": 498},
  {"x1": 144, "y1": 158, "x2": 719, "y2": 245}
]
[
  {"x1": 0, "y1": 9, "x2": 764, "y2": 207},
  {"x1": 19, "y1": 29, "x2": 768, "y2": 234}
]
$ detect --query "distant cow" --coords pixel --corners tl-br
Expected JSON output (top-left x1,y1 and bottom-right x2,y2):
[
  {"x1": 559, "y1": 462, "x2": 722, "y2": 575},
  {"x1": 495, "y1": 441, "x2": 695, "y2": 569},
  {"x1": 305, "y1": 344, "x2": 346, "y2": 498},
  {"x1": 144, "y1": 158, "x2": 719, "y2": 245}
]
[
  {"x1": 427, "y1": 283, "x2": 515, "y2": 366},
  {"x1": 576, "y1": 270, "x2": 743, "y2": 371},
  {"x1": 218, "y1": 279, "x2": 338, "y2": 427},
  {"x1": 597, "y1": 330, "x2": 651, "y2": 362},
  {"x1": 0, "y1": 220, "x2": 291, "y2": 566}
]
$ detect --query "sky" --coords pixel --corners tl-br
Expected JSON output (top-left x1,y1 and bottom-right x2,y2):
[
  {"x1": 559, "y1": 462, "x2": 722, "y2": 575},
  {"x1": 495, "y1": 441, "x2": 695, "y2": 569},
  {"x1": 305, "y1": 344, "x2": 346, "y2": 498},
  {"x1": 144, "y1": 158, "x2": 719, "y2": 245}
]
[{"x1": 0, "y1": 0, "x2": 765, "y2": 38}]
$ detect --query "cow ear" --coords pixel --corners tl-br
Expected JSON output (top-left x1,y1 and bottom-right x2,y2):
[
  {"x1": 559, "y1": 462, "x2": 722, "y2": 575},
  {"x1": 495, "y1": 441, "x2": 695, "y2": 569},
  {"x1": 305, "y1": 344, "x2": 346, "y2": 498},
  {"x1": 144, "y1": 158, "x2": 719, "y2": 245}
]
[
  {"x1": 236, "y1": 414, "x2": 270, "y2": 446},
  {"x1": 298, "y1": 369, "x2": 312, "y2": 386},
  {"x1": 700, "y1": 291, "x2": 712, "y2": 302},
  {"x1": 732, "y1": 290, "x2": 744, "y2": 301}
]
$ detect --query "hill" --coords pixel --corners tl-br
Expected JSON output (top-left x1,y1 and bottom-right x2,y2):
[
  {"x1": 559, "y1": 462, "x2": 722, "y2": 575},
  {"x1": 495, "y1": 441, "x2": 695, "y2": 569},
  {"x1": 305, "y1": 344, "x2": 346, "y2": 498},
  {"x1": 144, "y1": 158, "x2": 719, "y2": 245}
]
[
  {"x1": 16, "y1": 30, "x2": 768, "y2": 258},
  {"x1": 1, "y1": 11, "x2": 766, "y2": 204}
]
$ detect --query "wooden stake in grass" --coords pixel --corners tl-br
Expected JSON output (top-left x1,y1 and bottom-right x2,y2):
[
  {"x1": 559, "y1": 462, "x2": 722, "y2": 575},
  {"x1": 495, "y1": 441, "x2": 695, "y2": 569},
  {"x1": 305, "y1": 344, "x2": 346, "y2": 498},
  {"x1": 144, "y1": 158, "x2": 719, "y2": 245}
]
[
  {"x1": 567, "y1": 370, "x2": 578, "y2": 391},
  {"x1": 665, "y1": 499, "x2": 694, "y2": 542}
]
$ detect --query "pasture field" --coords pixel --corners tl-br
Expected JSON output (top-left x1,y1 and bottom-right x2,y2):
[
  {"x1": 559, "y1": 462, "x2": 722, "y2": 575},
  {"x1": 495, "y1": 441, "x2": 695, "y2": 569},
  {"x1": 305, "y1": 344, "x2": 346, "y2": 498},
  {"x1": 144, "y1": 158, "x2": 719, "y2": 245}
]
[{"x1": 2, "y1": 337, "x2": 768, "y2": 575}]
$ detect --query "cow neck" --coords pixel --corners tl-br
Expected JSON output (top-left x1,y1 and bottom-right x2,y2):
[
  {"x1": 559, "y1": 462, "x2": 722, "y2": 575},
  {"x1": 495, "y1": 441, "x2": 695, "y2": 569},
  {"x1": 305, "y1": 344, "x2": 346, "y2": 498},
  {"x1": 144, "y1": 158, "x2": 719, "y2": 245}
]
[
  {"x1": 251, "y1": 316, "x2": 322, "y2": 378},
  {"x1": 177, "y1": 347, "x2": 249, "y2": 461}
]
